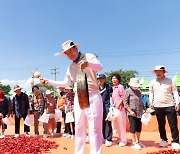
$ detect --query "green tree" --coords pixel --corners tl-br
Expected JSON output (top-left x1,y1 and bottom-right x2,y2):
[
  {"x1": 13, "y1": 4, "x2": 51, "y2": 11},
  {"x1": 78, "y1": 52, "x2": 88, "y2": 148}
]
[
  {"x1": 0, "y1": 82, "x2": 11, "y2": 95},
  {"x1": 105, "y1": 69, "x2": 138, "y2": 88},
  {"x1": 35, "y1": 84, "x2": 54, "y2": 91}
]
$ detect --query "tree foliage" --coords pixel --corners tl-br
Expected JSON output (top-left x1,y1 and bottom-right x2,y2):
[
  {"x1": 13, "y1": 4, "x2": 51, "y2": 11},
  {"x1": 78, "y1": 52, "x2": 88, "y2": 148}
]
[
  {"x1": 105, "y1": 69, "x2": 139, "y2": 88},
  {"x1": 35, "y1": 84, "x2": 54, "y2": 91},
  {"x1": 0, "y1": 82, "x2": 11, "y2": 95}
]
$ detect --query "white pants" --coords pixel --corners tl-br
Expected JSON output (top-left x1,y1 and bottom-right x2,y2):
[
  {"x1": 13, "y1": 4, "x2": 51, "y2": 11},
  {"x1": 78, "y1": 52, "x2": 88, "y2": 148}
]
[
  {"x1": 74, "y1": 92, "x2": 103, "y2": 154},
  {"x1": 116, "y1": 109, "x2": 127, "y2": 144}
]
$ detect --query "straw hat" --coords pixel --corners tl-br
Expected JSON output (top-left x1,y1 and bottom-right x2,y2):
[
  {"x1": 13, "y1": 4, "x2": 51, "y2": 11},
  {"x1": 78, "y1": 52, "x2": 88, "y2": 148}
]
[
  {"x1": 128, "y1": 78, "x2": 140, "y2": 88},
  {"x1": 13, "y1": 85, "x2": 22, "y2": 92},
  {"x1": 60, "y1": 40, "x2": 80, "y2": 56},
  {"x1": 151, "y1": 65, "x2": 167, "y2": 73}
]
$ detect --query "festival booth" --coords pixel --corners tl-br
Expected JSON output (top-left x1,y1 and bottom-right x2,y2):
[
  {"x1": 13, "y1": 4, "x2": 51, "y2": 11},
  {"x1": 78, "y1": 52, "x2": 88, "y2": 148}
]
[
  {"x1": 139, "y1": 77, "x2": 150, "y2": 91},
  {"x1": 173, "y1": 73, "x2": 180, "y2": 87}
]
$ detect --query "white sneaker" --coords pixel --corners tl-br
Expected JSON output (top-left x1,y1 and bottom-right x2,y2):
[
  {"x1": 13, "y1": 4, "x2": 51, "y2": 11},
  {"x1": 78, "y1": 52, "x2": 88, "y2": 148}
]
[
  {"x1": 66, "y1": 134, "x2": 71, "y2": 138},
  {"x1": 159, "y1": 140, "x2": 168, "y2": 147},
  {"x1": 0, "y1": 133, "x2": 5, "y2": 138},
  {"x1": 119, "y1": 142, "x2": 127, "y2": 147},
  {"x1": 131, "y1": 143, "x2": 141, "y2": 150},
  {"x1": 105, "y1": 140, "x2": 113, "y2": 147},
  {"x1": 62, "y1": 133, "x2": 68, "y2": 137},
  {"x1": 172, "y1": 142, "x2": 180, "y2": 150},
  {"x1": 71, "y1": 135, "x2": 75, "y2": 139},
  {"x1": 51, "y1": 132, "x2": 56, "y2": 137},
  {"x1": 25, "y1": 133, "x2": 30, "y2": 137},
  {"x1": 14, "y1": 134, "x2": 20, "y2": 138}
]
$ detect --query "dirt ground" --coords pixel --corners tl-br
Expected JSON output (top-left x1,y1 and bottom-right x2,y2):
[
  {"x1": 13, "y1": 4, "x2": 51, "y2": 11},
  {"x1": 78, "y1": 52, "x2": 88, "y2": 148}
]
[{"x1": 3, "y1": 122, "x2": 178, "y2": 154}]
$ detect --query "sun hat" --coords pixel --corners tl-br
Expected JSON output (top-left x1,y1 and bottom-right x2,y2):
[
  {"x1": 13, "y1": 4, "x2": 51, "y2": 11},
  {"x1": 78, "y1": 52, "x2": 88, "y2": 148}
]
[
  {"x1": 0, "y1": 91, "x2": 4, "y2": 101},
  {"x1": 97, "y1": 74, "x2": 106, "y2": 79},
  {"x1": 151, "y1": 65, "x2": 167, "y2": 73},
  {"x1": 128, "y1": 78, "x2": 140, "y2": 88},
  {"x1": 45, "y1": 90, "x2": 53, "y2": 95},
  {"x1": 60, "y1": 40, "x2": 80, "y2": 56},
  {"x1": 13, "y1": 85, "x2": 22, "y2": 92}
]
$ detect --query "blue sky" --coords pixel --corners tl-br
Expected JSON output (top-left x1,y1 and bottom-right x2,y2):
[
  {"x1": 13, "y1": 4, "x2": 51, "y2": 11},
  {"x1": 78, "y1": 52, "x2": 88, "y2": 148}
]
[{"x1": 1, "y1": 0, "x2": 180, "y2": 91}]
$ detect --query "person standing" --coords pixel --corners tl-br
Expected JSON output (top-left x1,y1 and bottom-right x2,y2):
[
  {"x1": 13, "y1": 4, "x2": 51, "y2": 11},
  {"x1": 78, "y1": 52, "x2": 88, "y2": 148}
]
[
  {"x1": 64, "y1": 85, "x2": 75, "y2": 139},
  {"x1": 56, "y1": 87, "x2": 67, "y2": 136},
  {"x1": 124, "y1": 78, "x2": 144, "y2": 150},
  {"x1": 40, "y1": 40, "x2": 103, "y2": 154},
  {"x1": 111, "y1": 73, "x2": 127, "y2": 146},
  {"x1": 32, "y1": 85, "x2": 47, "y2": 137},
  {"x1": 12, "y1": 85, "x2": 30, "y2": 137},
  {"x1": 45, "y1": 90, "x2": 56, "y2": 137},
  {"x1": 149, "y1": 65, "x2": 180, "y2": 150},
  {"x1": 98, "y1": 74, "x2": 113, "y2": 147},
  {"x1": 0, "y1": 91, "x2": 11, "y2": 138}
]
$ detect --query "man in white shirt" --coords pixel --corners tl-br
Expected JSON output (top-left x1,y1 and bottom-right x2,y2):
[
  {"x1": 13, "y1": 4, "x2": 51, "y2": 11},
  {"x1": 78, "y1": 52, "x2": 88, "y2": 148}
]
[
  {"x1": 149, "y1": 65, "x2": 180, "y2": 150},
  {"x1": 41, "y1": 40, "x2": 103, "y2": 154}
]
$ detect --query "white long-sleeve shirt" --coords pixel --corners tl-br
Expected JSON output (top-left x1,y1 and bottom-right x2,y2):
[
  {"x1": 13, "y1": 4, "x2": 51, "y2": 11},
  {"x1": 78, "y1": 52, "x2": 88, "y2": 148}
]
[
  {"x1": 49, "y1": 53, "x2": 103, "y2": 95},
  {"x1": 149, "y1": 77, "x2": 179, "y2": 107}
]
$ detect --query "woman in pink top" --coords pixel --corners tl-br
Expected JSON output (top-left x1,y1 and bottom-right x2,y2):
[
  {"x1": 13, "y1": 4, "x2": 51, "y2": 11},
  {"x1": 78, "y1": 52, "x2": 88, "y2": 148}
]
[{"x1": 111, "y1": 73, "x2": 127, "y2": 146}]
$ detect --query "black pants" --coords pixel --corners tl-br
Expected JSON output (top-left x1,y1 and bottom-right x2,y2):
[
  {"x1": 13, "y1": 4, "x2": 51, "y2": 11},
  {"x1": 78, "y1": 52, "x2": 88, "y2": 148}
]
[
  {"x1": 128, "y1": 115, "x2": 142, "y2": 133},
  {"x1": 1, "y1": 123, "x2": 7, "y2": 129},
  {"x1": 56, "y1": 122, "x2": 61, "y2": 133},
  {"x1": 155, "y1": 106, "x2": 179, "y2": 143},
  {"x1": 15, "y1": 114, "x2": 30, "y2": 134},
  {"x1": 67, "y1": 122, "x2": 75, "y2": 135},
  {"x1": 102, "y1": 107, "x2": 112, "y2": 141}
]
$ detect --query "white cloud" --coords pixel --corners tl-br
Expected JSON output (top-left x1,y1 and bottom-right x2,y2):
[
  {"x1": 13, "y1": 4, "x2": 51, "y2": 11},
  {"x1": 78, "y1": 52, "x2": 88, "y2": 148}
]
[
  {"x1": 0, "y1": 78, "x2": 41, "y2": 95},
  {"x1": 54, "y1": 52, "x2": 60, "y2": 56}
]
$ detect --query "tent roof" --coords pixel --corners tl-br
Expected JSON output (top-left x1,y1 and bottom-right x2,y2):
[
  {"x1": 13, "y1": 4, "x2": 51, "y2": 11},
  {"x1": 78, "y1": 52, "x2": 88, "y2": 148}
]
[
  {"x1": 173, "y1": 73, "x2": 180, "y2": 87},
  {"x1": 140, "y1": 77, "x2": 150, "y2": 90}
]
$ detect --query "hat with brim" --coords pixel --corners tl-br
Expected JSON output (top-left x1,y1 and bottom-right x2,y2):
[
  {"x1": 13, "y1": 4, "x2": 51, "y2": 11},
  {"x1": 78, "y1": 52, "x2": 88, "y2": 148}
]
[
  {"x1": 60, "y1": 40, "x2": 80, "y2": 56},
  {"x1": 128, "y1": 78, "x2": 140, "y2": 88},
  {"x1": 13, "y1": 85, "x2": 22, "y2": 92},
  {"x1": 45, "y1": 90, "x2": 53, "y2": 95},
  {"x1": 151, "y1": 65, "x2": 167, "y2": 73},
  {"x1": 97, "y1": 74, "x2": 106, "y2": 79}
]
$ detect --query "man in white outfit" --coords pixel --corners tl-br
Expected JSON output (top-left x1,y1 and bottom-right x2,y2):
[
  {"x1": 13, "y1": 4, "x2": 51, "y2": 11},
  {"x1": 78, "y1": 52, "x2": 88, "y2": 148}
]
[{"x1": 41, "y1": 40, "x2": 103, "y2": 154}]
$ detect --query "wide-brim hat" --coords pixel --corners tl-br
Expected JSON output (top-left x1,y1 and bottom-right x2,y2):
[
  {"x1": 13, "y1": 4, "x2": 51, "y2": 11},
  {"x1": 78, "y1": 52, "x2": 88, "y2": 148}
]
[
  {"x1": 13, "y1": 85, "x2": 22, "y2": 92},
  {"x1": 128, "y1": 78, "x2": 140, "y2": 88},
  {"x1": 151, "y1": 65, "x2": 167, "y2": 73},
  {"x1": 60, "y1": 40, "x2": 80, "y2": 56},
  {"x1": 45, "y1": 90, "x2": 53, "y2": 95}
]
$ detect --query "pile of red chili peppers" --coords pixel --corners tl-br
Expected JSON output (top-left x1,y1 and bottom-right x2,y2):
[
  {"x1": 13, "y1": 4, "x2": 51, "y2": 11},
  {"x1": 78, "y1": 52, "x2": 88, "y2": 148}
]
[
  {"x1": 147, "y1": 149, "x2": 180, "y2": 154},
  {"x1": 0, "y1": 136, "x2": 59, "y2": 153}
]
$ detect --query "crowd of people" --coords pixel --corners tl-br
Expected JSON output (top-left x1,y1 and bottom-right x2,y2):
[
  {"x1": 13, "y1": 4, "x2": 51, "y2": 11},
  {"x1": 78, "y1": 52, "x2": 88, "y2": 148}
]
[{"x1": 0, "y1": 40, "x2": 180, "y2": 154}]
